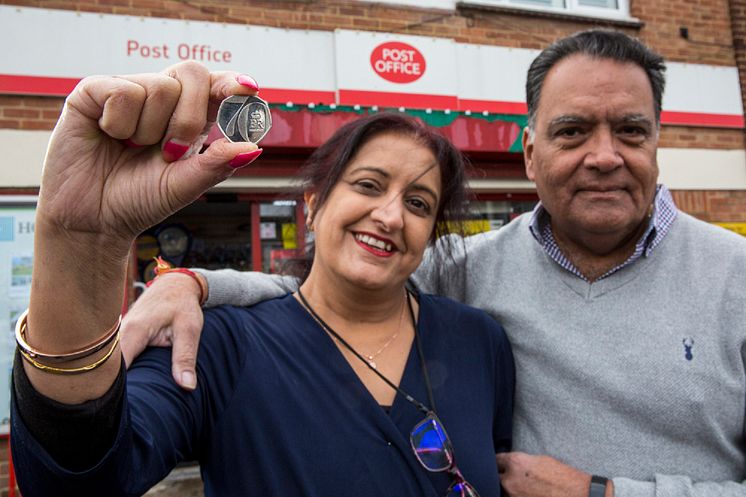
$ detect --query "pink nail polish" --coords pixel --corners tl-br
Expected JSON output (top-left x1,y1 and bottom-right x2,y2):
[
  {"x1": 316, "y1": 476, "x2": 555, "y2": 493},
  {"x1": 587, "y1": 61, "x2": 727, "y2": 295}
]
[
  {"x1": 123, "y1": 138, "x2": 143, "y2": 148},
  {"x1": 229, "y1": 148, "x2": 263, "y2": 169},
  {"x1": 236, "y1": 74, "x2": 260, "y2": 91},
  {"x1": 163, "y1": 139, "x2": 190, "y2": 161}
]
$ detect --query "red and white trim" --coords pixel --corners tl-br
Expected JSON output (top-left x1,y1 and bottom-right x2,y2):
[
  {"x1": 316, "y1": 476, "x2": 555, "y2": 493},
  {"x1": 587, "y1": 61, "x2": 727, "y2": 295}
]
[{"x1": 0, "y1": 6, "x2": 743, "y2": 130}]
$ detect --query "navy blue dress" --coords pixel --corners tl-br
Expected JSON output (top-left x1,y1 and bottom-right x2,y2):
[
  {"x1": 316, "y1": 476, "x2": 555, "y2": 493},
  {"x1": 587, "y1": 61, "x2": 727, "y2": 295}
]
[{"x1": 11, "y1": 293, "x2": 514, "y2": 497}]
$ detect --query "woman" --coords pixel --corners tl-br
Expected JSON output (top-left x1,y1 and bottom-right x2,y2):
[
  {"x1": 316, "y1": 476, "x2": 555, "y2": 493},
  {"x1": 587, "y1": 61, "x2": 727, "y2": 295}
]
[{"x1": 11, "y1": 62, "x2": 513, "y2": 497}]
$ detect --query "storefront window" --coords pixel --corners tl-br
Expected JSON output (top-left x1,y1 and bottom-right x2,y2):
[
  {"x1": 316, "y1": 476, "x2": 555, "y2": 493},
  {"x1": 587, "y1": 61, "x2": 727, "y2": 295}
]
[
  {"x1": 259, "y1": 200, "x2": 301, "y2": 274},
  {"x1": 136, "y1": 198, "x2": 253, "y2": 284},
  {"x1": 465, "y1": 199, "x2": 536, "y2": 234}
]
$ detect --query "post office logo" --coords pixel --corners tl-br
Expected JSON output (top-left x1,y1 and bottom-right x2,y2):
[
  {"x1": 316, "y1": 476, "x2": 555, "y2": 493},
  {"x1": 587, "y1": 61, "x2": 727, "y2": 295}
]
[{"x1": 370, "y1": 42, "x2": 426, "y2": 84}]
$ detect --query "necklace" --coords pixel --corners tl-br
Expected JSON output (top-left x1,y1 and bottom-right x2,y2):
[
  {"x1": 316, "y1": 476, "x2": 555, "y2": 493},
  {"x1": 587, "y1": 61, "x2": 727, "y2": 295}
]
[
  {"x1": 296, "y1": 288, "x2": 438, "y2": 414},
  {"x1": 363, "y1": 296, "x2": 405, "y2": 369}
]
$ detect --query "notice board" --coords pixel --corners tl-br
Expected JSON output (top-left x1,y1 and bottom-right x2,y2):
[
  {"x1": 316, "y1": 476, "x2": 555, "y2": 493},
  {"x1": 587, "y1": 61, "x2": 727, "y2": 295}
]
[{"x1": 0, "y1": 198, "x2": 36, "y2": 432}]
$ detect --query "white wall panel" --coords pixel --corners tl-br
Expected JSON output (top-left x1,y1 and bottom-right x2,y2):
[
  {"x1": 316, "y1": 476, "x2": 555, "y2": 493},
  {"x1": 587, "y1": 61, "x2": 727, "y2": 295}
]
[{"x1": 657, "y1": 148, "x2": 746, "y2": 190}]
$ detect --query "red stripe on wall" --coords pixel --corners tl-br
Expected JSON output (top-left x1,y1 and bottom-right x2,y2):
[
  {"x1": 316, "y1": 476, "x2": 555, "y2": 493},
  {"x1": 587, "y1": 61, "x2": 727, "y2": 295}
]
[
  {"x1": 1, "y1": 75, "x2": 742, "y2": 129},
  {"x1": 661, "y1": 110, "x2": 744, "y2": 128},
  {"x1": 0, "y1": 75, "x2": 337, "y2": 104},
  {"x1": 0, "y1": 74, "x2": 80, "y2": 95}
]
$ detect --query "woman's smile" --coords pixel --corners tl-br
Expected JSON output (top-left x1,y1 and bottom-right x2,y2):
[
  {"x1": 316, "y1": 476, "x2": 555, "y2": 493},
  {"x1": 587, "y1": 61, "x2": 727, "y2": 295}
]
[{"x1": 354, "y1": 231, "x2": 396, "y2": 256}]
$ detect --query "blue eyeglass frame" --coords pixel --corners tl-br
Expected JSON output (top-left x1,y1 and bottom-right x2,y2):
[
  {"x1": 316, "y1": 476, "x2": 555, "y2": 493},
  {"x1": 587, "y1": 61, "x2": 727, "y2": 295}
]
[{"x1": 410, "y1": 412, "x2": 481, "y2": 497}]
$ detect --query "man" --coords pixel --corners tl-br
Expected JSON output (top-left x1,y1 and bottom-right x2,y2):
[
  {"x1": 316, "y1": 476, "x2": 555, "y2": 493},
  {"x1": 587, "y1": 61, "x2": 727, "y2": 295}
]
[{"x1": 123, "y1": 30, "x2": 746, "y2": 497}]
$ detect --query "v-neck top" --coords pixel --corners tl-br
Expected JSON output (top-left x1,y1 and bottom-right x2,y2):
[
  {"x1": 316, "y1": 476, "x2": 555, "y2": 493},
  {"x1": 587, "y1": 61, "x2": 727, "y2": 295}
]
[{"x1": 11, "y1": 293, "x2": 514, "y2": 497}]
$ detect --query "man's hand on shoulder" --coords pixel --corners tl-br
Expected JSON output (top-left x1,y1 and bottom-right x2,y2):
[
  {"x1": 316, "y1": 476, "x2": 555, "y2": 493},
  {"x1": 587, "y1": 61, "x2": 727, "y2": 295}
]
[
  {"x1": 496, "y1": 452, "x2": 614, "y2": 497},
  {"x1": 121, "y1": 272, "x2": 206, "y2": 390}
]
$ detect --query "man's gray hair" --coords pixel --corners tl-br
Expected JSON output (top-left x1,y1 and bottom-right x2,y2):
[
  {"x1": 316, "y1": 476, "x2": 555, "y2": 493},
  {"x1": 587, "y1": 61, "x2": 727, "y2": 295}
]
[{"x1": 526, "y1": 29, "x2": 666, "y2": 133}]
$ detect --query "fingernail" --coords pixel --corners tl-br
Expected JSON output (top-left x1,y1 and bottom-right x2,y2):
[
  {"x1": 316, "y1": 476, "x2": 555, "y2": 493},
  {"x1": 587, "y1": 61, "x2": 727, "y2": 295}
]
[
  {"x1": 236, "y1": 74, "x2": 260, "y2": 91},
  {"x1": 181, "y1": 371, "x2": 197, "y2": 390},
  {"x1": 123, "y1": 138, "x2": 143, "y2": 148},
  {"x1": 163, "y1": 139, "x2": 190, "y2": 162},
  {"x1": 229, "y1": 148, "x2": 263, "y2": 169}
]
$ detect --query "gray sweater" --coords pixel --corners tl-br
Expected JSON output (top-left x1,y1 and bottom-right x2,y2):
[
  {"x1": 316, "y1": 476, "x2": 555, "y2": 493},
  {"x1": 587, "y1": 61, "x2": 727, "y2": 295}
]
[{"x1": 198, "y1": 211, "x2": 746, "y2": 497}]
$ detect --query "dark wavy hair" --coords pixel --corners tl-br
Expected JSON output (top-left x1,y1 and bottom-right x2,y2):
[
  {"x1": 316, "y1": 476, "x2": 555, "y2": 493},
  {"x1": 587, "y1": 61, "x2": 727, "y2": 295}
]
[
  {"x1": 283, "y1": 112, "x2": 470, "y2": 279},
  {"x1": 526, "y1": 29, "x2": 666, "y2": 132}
]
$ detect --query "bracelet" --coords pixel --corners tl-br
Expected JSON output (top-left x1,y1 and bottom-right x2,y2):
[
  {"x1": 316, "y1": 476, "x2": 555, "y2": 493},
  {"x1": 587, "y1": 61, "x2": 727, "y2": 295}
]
[
  {"x1": 589, "y1": 475, "x2": 609, "y2": 497},
  {"x1": 18, "y1": 333, "x2": 121, "y2": 375},
  {"x1": 15, "y1": 309, "x2": 122, "y2": 364},
  {"x1": 147, "y1": 256, "x2": 207, "y2": 305}
]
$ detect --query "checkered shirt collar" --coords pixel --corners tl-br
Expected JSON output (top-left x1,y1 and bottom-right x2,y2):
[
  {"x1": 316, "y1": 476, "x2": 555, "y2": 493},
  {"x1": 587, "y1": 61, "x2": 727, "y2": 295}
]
[{"x1": 528, "y1": 185, "x2": 678, "y2": 281}]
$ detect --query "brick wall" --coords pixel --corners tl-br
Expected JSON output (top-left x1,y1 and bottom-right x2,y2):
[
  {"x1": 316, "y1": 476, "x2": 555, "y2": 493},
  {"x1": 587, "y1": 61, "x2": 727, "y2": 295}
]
[
  {"x1": 719, "y1": 0, "x2": 746, "y2": 223},
  {"x1": 0, "y1": 96, "x2": 61, "y2": 131},
  {"x1": 671, "y1": 189, "x2": 746, "y2": 222},
  {"x1": 635, "y1": 0, "x2": 736, "y2": 65},
  {"x1": 730, "y1": 0, "x2": 746, "y2": 130}
]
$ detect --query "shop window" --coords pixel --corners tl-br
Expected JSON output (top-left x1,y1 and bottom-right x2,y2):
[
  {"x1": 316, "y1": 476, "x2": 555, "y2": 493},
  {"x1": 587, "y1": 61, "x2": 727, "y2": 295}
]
[
  {"x1": 464, "y1": 200, "x2": 536, "y2": 234},
  {"x1": 461, "y1": 0, "x2": 630, "y2": 20},
  {"x1": 260, "y1": 201, "x2": 303, "y2": 274},
  {"x1": 135, "y1": 199, "x2": 253, "y2": 285}
]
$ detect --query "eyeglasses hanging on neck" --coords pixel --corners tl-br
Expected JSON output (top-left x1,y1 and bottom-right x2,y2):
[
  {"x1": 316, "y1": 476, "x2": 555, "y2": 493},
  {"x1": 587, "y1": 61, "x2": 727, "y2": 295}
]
[{"x1": 296, "y1": 289, "x2": 481, "y2": 497}]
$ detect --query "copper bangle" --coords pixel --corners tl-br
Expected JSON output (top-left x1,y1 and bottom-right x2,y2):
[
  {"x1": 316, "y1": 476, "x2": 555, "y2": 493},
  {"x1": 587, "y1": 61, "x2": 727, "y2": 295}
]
[
  {"x1": 14, "y1": 309, "x2": 122, "y2": 364},
  {"x1": 18, "y1": 333, "x2": 121, "y2": 375}
]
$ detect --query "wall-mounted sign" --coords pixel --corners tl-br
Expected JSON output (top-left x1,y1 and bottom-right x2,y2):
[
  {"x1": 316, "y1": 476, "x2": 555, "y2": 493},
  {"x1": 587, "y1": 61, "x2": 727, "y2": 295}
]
[
  {"x1": 335, "y1": 30, "x2": 457, "y2": 109},
  {"x1": 0, "y1": 6, "x2": 743, "y2": 127},
  {"x1": 370, "y1": 41, "x2": 426, "y2": 84}
]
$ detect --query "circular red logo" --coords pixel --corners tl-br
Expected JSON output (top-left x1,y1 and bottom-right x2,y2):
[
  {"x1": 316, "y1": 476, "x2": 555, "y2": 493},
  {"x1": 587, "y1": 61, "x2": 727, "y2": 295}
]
[{"x1": 370, "y1": 42, "x2": 426, "y2": 84}]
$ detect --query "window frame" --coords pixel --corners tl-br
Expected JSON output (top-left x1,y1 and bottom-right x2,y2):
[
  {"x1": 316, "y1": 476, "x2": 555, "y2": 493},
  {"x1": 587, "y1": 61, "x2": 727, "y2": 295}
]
[{"x1": 460, "y1": 0, "x2": 633, "y2": 21}]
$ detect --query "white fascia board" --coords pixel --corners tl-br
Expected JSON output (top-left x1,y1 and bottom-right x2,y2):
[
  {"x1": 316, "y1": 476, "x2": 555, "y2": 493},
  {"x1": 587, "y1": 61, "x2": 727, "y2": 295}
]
[
  {"x1": 0, "y1": 130, "x2": 49, "y2": 188},
  {"x1": 657, "y1": 148, "x2": 746, "y2": 190},
  {"x1": 665, "y1": 63, "x2": 745, "y2": 115},
  {"x1": 3, "y1": 136, "x2": 746, "y2": 193}
]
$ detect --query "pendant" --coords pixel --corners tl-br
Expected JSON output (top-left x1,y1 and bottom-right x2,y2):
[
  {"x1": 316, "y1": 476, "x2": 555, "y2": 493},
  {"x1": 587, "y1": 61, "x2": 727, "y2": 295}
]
[{"x1": 367, "y1": 359, "x2": 377, "y2": 369}]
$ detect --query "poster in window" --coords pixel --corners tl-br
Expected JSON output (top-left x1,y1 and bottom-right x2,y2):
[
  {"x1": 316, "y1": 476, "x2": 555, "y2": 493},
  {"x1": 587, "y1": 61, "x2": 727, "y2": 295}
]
[
  {"x1": 0, "y1": 204, "x2": 36, "y2": 431},
  {"x1": 260, "y1": 222, "x2": 277, "y2": 240}
]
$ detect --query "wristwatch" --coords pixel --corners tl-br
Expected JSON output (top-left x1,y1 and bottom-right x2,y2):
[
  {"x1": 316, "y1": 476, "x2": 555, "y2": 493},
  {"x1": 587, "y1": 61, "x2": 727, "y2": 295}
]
[{"x1": 589, "y1": 475, "x2": 608, "y2": 497}]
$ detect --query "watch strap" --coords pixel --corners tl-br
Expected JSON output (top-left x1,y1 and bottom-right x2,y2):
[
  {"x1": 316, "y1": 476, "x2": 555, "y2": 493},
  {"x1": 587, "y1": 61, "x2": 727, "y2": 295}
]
[{"x1": 589, "y1": 475, "x2": 608, "y2": 497}]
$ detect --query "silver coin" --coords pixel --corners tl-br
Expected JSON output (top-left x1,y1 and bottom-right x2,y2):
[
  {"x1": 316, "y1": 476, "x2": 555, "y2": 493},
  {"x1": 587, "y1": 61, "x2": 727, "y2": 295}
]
[{"x1": 217, "y1": 95, "x2": 272, "y2": 143}]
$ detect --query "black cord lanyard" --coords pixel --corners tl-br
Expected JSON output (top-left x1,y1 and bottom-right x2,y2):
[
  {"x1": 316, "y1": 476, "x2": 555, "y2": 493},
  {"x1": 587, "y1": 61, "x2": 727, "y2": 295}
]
[{"x1": 296, "y1": 288, "x2": 438, "y2": 416}]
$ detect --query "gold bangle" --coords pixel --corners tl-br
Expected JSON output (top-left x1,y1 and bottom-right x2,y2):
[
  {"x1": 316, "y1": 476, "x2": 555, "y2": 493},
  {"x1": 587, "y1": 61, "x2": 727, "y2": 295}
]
[
  {"x1": 18, "y1": 333, "x2": 121, "y2": 375},
  {"x1": 15, "y1": 309, "x2": 122, "y2": 364}
]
